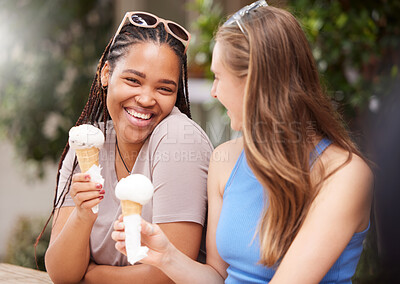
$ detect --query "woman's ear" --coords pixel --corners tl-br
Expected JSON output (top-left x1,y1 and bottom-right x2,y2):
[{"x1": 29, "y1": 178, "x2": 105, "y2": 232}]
[{"x1": 101, "y1": 61, "x2": 110, "y2": 87}]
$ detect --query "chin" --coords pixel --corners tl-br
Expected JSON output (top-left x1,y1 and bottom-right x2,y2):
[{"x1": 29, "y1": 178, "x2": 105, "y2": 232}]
[
  {"x1": 119, "y1": 124, "x2": 152, "y2": 144},
  {"x1": 230, "y1": 122, "x2": 242, "y2": 132}
]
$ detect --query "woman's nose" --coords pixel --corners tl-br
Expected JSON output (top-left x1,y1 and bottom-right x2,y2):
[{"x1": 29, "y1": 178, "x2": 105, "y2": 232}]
[
  {"x1": 135, "y1": 92, "x2": 156, "y2": 106},
  {"x1": 210, "y1": 84, "x2": 217, "y2": 98}
]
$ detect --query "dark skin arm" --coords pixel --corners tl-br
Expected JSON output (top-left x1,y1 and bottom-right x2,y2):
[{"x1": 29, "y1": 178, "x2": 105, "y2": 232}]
[{"x1": 81, "y1": 221, "x2": 203, "y2": 284}]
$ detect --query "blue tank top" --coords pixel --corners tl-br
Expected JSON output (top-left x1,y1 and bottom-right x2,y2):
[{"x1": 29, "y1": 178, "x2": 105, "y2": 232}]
[{"x1": 216, "y1": 139, "x2": 369, "y2": 283}]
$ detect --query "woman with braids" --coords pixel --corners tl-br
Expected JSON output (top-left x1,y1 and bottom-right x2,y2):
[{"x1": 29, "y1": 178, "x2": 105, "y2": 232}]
[
  {"x1": 44, "y1": 11, "x2": 213, "y2": 283},
  {"x1": 112, "y1": 2, "x2": 373, "y2": 283}
]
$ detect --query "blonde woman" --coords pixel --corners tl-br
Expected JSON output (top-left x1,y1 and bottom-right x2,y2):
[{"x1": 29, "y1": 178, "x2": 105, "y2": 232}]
[{"x1": 112, "y1": 2, "x2": 373, "y2": 283}]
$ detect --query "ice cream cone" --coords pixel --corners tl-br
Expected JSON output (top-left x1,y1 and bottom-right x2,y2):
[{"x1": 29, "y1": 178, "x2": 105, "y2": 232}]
[
  {"x1": 75, "y1": 147, "x2": 100, "y2": 173},
  {"x1": 121, "y1": 200, "x2": 142, "y2": 216},
  {"x1": 115, "y1": 174, "x2": 154, "y2": 264}
]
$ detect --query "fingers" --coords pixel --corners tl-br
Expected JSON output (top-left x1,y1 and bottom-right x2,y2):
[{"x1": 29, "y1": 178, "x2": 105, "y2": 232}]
[
  {"x1": 72, "y1": 189, "x2": 104, "y2": 208},
  {"x1": 141, "y1": 219, "x2": 159, "y2": 236},
  {"x1": 72, "y1": 173, "x2": 91, "y2": 182},
  {"x1": 71, "y1": 181, "x2": 103, "y2": 194},
  {"x1": 113, "y1": 217, "x2": 158, "y2": 237},
  {"x1": 111, "y1": 230, "x2": 125, "y2": 242},
  {"x1": 113, "y1": 218, "x2": 125, "y2": 231},
  {"x1": 112, "y1": 219, "x2": 125, "y2": 242},
  {"x1": 115, "y1": 240, "x2": 127, "y2": 256},
  {"x1": 111, "y1": 221, "x2": 127, "y2": 256},
  {"x1": 80, "y1": 196, "x2": 103, "y2": 209},
  {"x1": 71, "y1": 173, "x2": 104, "y2": 209}
]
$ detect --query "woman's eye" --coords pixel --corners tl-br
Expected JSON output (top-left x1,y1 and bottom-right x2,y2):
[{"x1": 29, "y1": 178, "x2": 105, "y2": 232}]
[
  {"x1": 159, "y1": 87, "x2": 173, "y2": 93},
  {"x1": 126, "y1": 78, "x2": 140, "y2": 84}
]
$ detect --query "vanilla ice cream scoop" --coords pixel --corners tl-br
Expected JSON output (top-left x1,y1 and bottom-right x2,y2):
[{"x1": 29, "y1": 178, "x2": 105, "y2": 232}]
[
  {"x1": 115, "y1": 174, "x2": 154, "y2": 264},
  {"x1": 68, "y1": 124, "x2": 104, "y2": 149},
  {"x1": 115, "y1": 174, "x2": 155, "y2": 205}
]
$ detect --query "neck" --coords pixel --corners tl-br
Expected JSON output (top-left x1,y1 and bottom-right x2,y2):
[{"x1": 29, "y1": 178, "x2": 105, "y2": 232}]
[{"x1": 115, "y1": 135, "x2": 144, "y2": 178}]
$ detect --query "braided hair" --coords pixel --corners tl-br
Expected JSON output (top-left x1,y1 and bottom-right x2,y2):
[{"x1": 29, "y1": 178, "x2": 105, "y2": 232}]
[{"x1": 35, "y1": 23, "x2": 191, "y2": 259}]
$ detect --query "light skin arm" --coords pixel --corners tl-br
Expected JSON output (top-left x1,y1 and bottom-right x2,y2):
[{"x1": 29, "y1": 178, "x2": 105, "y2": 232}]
[
  {"x1": 203, "y1": 143, "x2": 230, "y2": 279},
  {"x1": 45, "y1": 173, "x2": 103, "y2": 284},
  {"x1": 112, "y1": 141, "x2": 243, "y2": 283},
  {"x1": 82, "y1": 221, "x2": 203, "y2": 284},
  {"x1": 270, "y1": 152, "x2": 373, "y2": 283}
]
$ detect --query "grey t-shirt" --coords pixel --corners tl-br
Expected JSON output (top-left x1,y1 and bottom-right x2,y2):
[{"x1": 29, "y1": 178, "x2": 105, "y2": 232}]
[{"x1": 56, "y1": 107, "x2": 213, "y2": 266}]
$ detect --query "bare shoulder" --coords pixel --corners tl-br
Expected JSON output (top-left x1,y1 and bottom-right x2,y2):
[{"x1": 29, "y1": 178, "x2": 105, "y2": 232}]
[
  {"x1": 313, "y1": 144, "x2": 373, "y2": 231},
  {"x1": 208, "y1": 137, "x2": 244, "y2": 196},
  {"x1": 210, "y1": 136, "x2": 243, "y2": 170},
  {"x1": 321, "y1": 145, "x2": 373, "y2": 184}
]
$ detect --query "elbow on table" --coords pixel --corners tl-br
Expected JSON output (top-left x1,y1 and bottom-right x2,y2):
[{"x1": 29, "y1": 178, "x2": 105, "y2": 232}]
[{"x1": 45, "y1": 249, "x2": 85, "y2": 284}]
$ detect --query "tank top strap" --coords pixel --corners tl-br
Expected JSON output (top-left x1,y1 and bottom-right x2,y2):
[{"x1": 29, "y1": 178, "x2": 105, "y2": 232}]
[
  {"x1": 309, "y1": 137, "x2": 332, "y2": 168},
  {"x1": 224, "y1": 150, "x2": 245, "y2": 196}
]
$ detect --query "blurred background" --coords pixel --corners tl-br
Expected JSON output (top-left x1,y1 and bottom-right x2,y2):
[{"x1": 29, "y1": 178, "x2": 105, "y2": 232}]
[{"x1": 0, "y1": 0, "x2": 399, "y2": 282}]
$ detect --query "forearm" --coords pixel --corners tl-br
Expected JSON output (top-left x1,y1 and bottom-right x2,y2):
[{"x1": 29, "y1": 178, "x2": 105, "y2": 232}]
[
  {"x1": 82, "y1": 262, "x2": 174, "y2": 284},
  {"x1": 159, "y1": 245, "x2": 224, "y2": 284},
  {"x1": 46, "y1": 208, "x2": 94, "y2": 283}
]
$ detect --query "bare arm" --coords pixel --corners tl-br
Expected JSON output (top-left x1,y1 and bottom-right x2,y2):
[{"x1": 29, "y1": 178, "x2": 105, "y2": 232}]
[
  {"x1": 111, "y1": 141, "x2": 243, "y2": 283},
  {"x1": 204, "y1": 143, "x2": 231, "y2": 279},
  {"x1": 45, "y1": 173, "x2": 103, "y2": 284},
  {"x1": 270, "y1": 152, "x2": 373, "y2": 283},
  {"x1": 153, "y1": 145, "x2": 231, "y2": 283},
  {"x1": 82, "y1": 221, "x2": 202, "y2": 284}
]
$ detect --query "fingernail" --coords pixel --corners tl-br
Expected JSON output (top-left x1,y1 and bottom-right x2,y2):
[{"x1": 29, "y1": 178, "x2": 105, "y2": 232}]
[
  {"x1": 99, "y1": 189, "x2": 105, "y2": 194},
  {"x1": 85, "y1": 175, "x2": 91, "y2": 180},
  {"x1": 96, "y1": 183, "x2": 103, "y2": 189},
  {"x1": 99, "y1": 196, "x2": 104, "y2": 200}
]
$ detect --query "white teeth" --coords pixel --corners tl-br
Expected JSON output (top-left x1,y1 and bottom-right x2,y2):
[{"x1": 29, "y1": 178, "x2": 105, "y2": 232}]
[{"x1": 126, "y1": 109, "x2": 151, "y2": 120}]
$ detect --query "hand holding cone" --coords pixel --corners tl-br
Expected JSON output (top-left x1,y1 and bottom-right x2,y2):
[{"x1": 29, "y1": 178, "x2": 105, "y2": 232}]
[
  {"x1": 115, "y1": 174, "x2": 155, "y2": 264},
  {"x1": 69, "y1": 124, "x2": 105, "y2": 213}
]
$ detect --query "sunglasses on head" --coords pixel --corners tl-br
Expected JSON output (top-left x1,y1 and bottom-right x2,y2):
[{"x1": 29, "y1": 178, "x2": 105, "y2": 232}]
[
  {"x1": 110, "y1": 11, "x2": 191, "y2": 53},
  {"x1": 223, "y1": 0, "x2": 268, "y2": 36}
]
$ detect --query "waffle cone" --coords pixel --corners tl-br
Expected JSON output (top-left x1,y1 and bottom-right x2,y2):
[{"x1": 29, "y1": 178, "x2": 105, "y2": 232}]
[
  {"x1": 121, "y1": 200, "x2": 142, "y2": 216},
  {"x1": 75, "y1": 147, "x2": 100, "y2": 173}
]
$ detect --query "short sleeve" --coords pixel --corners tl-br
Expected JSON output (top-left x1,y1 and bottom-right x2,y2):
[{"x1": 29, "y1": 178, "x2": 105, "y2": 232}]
[
  {"x1": 56, "y1": 148, "x2": 78, "y2": 208},
  {"x1": 149, "y1": 115, "x2": 213, "y2": 225}
]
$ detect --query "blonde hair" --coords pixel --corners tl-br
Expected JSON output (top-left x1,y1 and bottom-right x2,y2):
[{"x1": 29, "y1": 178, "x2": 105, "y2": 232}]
[{"x1": 216, "y1": 6, "x2": 361, "y2": 266}]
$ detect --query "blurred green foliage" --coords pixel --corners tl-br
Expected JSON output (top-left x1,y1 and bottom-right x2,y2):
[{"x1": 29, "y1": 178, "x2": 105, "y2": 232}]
[
  {"x1": 187, "y1": 0, "x2": 223, "y2": 79},
  {"x1": 288, "y1": 0, "x2": 400, "y2": 119},
  {"x1": 4, "y1": 216, "x2": 51, "y2": 271},
  {"x1": 0, "y1": 0, "x2": 113, "y2": 176}
]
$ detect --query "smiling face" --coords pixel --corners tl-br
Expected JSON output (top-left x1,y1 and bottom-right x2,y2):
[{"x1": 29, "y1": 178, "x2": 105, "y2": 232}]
[
  {"x1": 101, "y1": 42, "x2": 180, "y2": 146},
  {"x1": 211, "y1": 41, "x2": 247, "y2": 131}
]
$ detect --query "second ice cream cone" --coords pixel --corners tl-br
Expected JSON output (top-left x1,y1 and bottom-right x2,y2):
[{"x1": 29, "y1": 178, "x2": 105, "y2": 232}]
[
  {"x1": 121, "y1": 200, "x2": 142, "y2": 216},
  {"x1": 115, "y1": 174, "x2": 154, "y2": 264}
]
